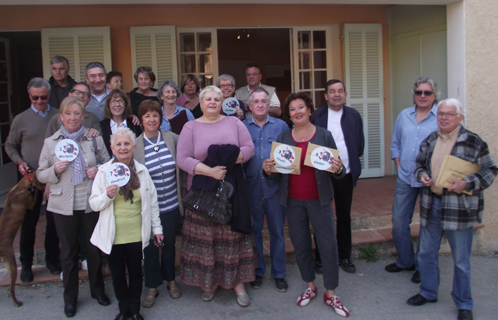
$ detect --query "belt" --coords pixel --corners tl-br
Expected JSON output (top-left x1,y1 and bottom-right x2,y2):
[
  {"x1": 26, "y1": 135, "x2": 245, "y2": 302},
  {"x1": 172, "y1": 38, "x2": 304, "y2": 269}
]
[{"x1": 432, "y1": 193, "x2": 442, "y2": 199}]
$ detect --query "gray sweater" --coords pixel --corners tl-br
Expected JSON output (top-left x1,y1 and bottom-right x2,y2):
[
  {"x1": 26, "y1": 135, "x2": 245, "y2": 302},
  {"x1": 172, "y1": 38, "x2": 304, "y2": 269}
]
[{"x1": 5, "y1": 107, "x2": 59, "y2": 170}]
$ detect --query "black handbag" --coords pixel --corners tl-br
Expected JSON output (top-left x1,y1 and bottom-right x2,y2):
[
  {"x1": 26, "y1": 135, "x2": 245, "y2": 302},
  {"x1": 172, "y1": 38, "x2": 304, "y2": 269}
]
[{"x1": 182, "y1": 180, "x2": 234, "y2": 224}]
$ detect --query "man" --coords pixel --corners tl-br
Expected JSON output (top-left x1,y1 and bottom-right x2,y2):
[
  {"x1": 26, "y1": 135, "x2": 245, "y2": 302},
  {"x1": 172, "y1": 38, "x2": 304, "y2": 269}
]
[
  {"x1": 48, "y1": 55, "x2": 77, "y2": 109},
  {"x1": 386, "y1": 77, "x2": 440, "y2": 283},
  {"x1": 407, "y1": 98, "x2": 497, "y2": 320},
  {"x1": 235, "y1": 63, "x2": 281, "y2": 118},
  {"x1": 4, "y1": 78, "x2": 61, "y2": 282},
  {"x1": 45, "y1": 82, "x2": 102, "y2": 138},
  {"x1": 85, "y1": 62, "x2": 111, "y2": 121},
  {"x1": 106, "y1": 71, "x2": 123, "y2": 91},
  {"x1": 243, "y1": 87, "x2": 289, "y2": 292},
  {"x1": 312, "y1": 79, "x2": 364, "y2": 273}
]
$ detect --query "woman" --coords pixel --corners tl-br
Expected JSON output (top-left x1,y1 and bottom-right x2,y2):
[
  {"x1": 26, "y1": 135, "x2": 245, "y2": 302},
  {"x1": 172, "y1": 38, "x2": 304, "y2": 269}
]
[
  {"x1": 101, "y1": 89, "x2": 142, "y2": 156},
  {"x1": 134, "y1": 100, "x2": 185, "y2": 308},
  {"x1": 217, "y1": 74, "x2": 246, "y2": 120},
  {"x1": 176, "y1": 74, "x2": 201, "y2": 116},
  {"x1": 177, "y1": 86, "x2": 256, "y2": 307},
  {"x1": 157, "y1": 80, "x2": 195, "y2": 134},
  {"x1": 262, "y1": 92, "x2": 350, "y2": 317},
  {"x1": 89, "y1": 127, "x2": 163, "y2": 320},
  {"x1": 128, "y1": 66, "x2": 160, "y2": 116},
  {"x1": 37, "y1": 96, "x2": 111, "y2": 318}
]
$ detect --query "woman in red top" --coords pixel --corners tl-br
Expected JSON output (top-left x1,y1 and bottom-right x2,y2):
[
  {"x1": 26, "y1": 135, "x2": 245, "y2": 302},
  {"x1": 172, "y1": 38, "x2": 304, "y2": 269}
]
[{"x1": 263, "y1": 92, "x2": 350, "y2": 317}]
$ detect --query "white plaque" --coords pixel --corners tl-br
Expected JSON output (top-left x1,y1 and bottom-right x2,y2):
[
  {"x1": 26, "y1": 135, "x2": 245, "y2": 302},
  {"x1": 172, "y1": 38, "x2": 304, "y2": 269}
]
[
  {"x1": 105, "y1": 163, "x2": 131, "y2": 187},
  {"x1": 55, "y1": 139, "x2": 79, "y2": 162}
]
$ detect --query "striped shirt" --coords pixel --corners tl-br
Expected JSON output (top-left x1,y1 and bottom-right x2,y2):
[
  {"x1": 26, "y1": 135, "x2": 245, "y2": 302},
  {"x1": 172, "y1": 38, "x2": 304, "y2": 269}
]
[{"x1": 144, "y1": 136, "x2": 178, "y2": 214}]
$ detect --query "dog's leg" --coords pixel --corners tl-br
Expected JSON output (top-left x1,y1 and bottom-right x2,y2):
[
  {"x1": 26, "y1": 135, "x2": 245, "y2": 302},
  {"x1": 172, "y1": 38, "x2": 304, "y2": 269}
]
[{"x1": 1, "y1": 252, "x2": 23, "y2": 307}]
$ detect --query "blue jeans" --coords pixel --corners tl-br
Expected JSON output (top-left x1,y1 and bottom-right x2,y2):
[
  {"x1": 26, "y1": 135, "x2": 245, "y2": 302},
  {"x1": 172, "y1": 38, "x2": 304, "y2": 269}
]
[
  {"x1": 249, "y1": 194, "x2": 286, "y2": 279},
  {"x1": 418, "y1": 196, "x2": 474, "y2": 310},
  {"x1": 392, "y1": 177, "x2": 423, "y2": 268}
]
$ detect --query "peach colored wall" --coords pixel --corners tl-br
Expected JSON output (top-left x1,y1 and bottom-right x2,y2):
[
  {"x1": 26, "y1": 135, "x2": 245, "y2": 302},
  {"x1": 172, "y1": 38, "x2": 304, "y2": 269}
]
[{"x1": 0, "y1": 4, "x2": 391, "y2": 173}]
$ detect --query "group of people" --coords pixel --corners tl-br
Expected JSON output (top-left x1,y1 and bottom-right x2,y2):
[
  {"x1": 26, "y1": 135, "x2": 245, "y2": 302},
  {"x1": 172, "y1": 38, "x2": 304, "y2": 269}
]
[{"x1": 4, "y1": 54, "x2": 496, "y2": 320}]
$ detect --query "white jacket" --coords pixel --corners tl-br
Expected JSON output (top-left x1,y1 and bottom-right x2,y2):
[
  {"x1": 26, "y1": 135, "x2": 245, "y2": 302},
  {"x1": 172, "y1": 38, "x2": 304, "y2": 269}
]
[{"x1": 89, "y1": 159, "x2": 162, "y2": 255}]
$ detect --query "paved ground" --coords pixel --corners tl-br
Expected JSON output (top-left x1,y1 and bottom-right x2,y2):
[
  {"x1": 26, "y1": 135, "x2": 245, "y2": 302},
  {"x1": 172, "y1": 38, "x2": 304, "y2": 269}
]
[{"x1": 0, "y1": 255, "x2": 496, "y2": 320}]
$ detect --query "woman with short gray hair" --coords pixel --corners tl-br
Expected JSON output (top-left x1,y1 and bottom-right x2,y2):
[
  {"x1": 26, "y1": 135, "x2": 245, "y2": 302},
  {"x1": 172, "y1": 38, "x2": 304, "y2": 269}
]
[{"x1": 156, "y1": 80, "x2": 195, "y2": 134}]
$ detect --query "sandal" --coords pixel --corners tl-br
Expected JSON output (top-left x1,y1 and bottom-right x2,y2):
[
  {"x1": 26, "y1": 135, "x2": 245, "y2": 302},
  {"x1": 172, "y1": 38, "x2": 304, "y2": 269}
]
[{"x1": 142, "y1": 288, "x2": 159, "y2": 308}]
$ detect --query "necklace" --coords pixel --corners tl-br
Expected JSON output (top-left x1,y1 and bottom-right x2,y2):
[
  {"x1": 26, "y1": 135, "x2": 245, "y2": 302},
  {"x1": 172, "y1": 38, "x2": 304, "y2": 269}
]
[
  {"x1": 293, "y1": 124, "x2": 314, "y2": 142},
  {"x1": 144, "y1": 131, "x2": 161, "y2": 152}
]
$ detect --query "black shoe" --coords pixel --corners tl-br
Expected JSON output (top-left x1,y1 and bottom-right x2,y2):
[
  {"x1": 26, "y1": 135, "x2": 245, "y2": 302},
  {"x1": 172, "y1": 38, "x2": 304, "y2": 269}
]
[
  {"x1": 272, "y1": 278, "x2": 288, "y2": 292},
  {"x1": 339, "y1": 259, "x2": 356, "y2": 273},
  {"x1": 114, "y1": 312, "x2": 130, "y2": 320},
  {"x1": 314, "y1": 260, "x2": 323, "y2": 274},
  {"x1": 458, "y1": 309, "x2": 473, "y2": 320},
  {"x1": 64, "y1": 304, "x2": 76, "y2": 318},
  {"x1": 47, "y1": 264, "x2": 62, "y2": 275},
  {"x1": 250, "y1": 275, "x2": 263, "y2": 289},
  {"x1": 411, "y1": 271, "x2": 420, "y2": 284},
  {"x1": 131, "y1": 313, "x2": 144, "y2": 320},
  {"x1": 95, "y1": 294, "x2": 111, "y2": 306},
  {"x1": 385, "y1": 262, "x2": 416, "y2": 273},
  {"x1": 406, "y1": 294, "x2": 437, "y2": 306},
  {"x1": 20, "y1": 265, "x2": 34, "y2": 283}
]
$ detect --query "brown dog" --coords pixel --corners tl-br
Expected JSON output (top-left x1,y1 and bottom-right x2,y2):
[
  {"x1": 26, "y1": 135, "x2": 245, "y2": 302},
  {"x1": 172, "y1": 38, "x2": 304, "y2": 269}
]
[{"x1": 0, "y1": 171, "x2": 45, "y2": 307}]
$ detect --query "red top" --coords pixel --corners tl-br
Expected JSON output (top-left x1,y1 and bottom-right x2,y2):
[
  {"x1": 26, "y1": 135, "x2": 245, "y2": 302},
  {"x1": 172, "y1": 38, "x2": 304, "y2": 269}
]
[{"x1": 288, "y1": 133, "x2": 319, "y2": 200}]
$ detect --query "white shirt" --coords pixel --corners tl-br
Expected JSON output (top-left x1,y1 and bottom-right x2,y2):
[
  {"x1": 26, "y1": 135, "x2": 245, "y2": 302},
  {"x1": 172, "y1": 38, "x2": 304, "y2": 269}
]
[
  {"x1": 327, "y1": 107, "x2": 350, "y2": 173},
  {"x1": 110, "y1": 119, "x2": 127, "y2": 134}
]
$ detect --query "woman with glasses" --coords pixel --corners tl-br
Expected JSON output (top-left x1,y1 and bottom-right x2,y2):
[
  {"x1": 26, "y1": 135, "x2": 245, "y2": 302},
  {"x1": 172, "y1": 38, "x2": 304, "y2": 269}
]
[{"x1": 101, "y1": 89, "x2": 142, "y2": 157}]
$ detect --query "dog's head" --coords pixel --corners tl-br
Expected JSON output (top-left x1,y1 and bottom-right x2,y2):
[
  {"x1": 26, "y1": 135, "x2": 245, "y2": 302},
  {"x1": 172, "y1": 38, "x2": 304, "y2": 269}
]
[{"x1": 25, "y1": 170, "x2": 45, "y2": 192}]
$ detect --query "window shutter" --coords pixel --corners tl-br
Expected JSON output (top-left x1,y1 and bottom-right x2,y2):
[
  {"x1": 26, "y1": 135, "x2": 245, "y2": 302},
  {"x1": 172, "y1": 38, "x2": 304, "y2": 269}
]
[
  {"x1": 130, "y1": 26, "x2": 178, "y2": 89},
  {"x1": 343, "y1": 23, "x2": 384, "y2": 178},
  {"x1": 41, "y1": 27, "x2": 112, "y2": 82}
]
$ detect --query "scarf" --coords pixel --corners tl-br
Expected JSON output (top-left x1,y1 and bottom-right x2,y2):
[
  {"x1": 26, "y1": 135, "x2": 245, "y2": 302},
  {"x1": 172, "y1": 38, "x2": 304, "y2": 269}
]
[
  {"x1": 61, "y1": 125, "x2": 86, "y2": 186},
  {"x1": 112, "y1": 157, "x2": 141, "y2": 203}
]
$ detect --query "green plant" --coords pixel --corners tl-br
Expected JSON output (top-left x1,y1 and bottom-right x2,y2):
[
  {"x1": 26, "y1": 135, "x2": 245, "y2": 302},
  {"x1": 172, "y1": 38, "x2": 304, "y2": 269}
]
[{"x1": 359, "y1": 245, "x2": 379, "y2": 262}]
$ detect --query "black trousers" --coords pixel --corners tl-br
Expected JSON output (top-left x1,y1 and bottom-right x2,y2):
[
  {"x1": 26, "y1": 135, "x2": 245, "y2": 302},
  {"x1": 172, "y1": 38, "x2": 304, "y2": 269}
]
[
  {"x1": 52, "y1": 210, "x2": 105, "y2": 306},
  {"x1": 144, "y1": 207, "x2": 182, "y2": 288},
  {"x1": 108, "y1": 242, "x2": 143, "y2": 315},
  {"x1": 315, "y1": 173, "x2": 354, "y2": 262},
  {"x1": 19, "y1": 190, "x2": 60, "y2": 267}
]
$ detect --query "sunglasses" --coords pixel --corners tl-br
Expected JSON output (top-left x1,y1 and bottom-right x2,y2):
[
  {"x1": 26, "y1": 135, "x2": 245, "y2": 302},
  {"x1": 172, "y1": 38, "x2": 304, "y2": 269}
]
[
  {"x1": 30, "y1": 95, "x2": 49, "y2": 101},
  {"x1": 414, "y1": 90, "x2": 433, "y2": 96}
]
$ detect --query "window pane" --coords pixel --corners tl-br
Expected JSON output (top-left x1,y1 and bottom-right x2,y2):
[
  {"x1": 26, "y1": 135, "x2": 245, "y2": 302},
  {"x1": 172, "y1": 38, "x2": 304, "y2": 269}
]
[
  {"x1": 180, "y1": 33, "x2": 195, "y2": 52},
  {"x1": 314, "y1": 71, "x2": 327, "y2": 90},
  {"x1": 299, "y1": 72, "x2": 311, "y2": 90},
  {"x1": 315, "y1": 90, "x2": 326, "y2": 109},
  {"x1": 197, "y1": 33, "x2": 212, "y2": 52},
  {"x1": 0, "y1": 104, "x2": 9, "y2": 123},
  {"x1": 313, "y1": 51, "x2": 327, "y2": 69},
  {"x1": 199, "y1": 75, "x2": 214, "y2": 88},
  {"x1": 181, "y1": 54, "x2": 196, "y2": 73},
  {"x1": 0, "y1": 83, "x2": 7, "y2": 102},
  {"x1": 0, "y1": 62, "x2": 7, "y2": 81},
  {"x1": 299, "y1": 52, "x2": 311, "y2": 70},
  {"x1": 313, "y1": 31, "x2": 326, "y2": 49},
  {"x1": 198, "y1": 54, "x2": 212, "y2": 73},
  {"x1": 298, "y1": 31, "x2": 311, "y2": 49}
]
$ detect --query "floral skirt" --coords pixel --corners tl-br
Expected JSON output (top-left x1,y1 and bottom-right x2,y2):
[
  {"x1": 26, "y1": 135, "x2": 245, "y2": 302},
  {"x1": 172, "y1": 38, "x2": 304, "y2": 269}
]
[{"x1": 180, "y1": 209, "x2": 257, "y2": 291}]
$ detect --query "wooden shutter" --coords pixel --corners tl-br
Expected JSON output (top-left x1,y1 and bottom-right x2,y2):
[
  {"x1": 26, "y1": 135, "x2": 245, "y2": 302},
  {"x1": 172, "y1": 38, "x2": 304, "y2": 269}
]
[
  {"x1": 130, "y1": 26, "x2": 178, "y2": 88},
  {"x1": 343, "y1": 23, "x2": 384, "y2": 178},
  {"x1": 41, "y1": 27, "x2": 112, "y2": 82}
]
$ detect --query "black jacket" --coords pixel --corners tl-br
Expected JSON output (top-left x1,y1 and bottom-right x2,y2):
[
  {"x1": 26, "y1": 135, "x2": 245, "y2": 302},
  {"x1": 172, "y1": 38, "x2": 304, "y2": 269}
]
[{"x1": 48, "y1": 75, "x2": 77, "y2": 109}]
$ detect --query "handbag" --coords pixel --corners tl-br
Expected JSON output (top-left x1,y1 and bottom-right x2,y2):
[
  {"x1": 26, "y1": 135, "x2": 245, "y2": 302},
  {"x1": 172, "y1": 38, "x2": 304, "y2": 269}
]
[{"x1": 182, "y1": 180, "x2": 234, "y2": 224}]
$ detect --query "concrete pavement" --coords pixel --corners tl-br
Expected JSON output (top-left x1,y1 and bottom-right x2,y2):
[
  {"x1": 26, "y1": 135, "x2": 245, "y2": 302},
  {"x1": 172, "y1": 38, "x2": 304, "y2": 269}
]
[{"x1": 1, "y1": 255, "x2": 496, "y2": 320}]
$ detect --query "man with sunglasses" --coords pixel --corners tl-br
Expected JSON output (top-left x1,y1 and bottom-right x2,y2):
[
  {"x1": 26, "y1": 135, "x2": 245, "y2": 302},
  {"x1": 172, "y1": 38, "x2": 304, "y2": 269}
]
[
  {"x1": 386, "y1": 77, "x2": 440, "y2": 283},
  {"x1": 48, "y1": 55, "x2": 76, "y2": 109},
  {"x1": 5, "y1": 77, "x2": 62, "y2": 282},
  {"x1": 85, "y1": 62, "x2": 111, "y2": 121}
]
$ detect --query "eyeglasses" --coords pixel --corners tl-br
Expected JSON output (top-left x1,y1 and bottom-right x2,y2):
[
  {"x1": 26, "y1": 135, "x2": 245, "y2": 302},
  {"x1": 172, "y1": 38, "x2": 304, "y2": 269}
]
[
  {"x1": 86, "y1": 62, "x2": 104, "y2": 69},
  {"x1": 71, "y1": 89, "x2": 90, "y2": 98},
  {"x1": 437, "y1": 112, "x2": 459, "y2": 118},
  {"x1": 110, "y1": 99, "x2": 125, "y2": 105},
  {"x1": 219, "y1": 84, "x2": 233, "y2": 88},
  {"x1": 414, "y1": 90, "x2": 434, "y2": 96},
  {"x1": 30, "y1": 95, "x2": 48, "y2": 101}
]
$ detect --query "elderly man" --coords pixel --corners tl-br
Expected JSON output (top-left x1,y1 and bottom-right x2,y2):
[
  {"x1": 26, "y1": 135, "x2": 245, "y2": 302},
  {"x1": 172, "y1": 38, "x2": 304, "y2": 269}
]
[
  {"x1": 386, "y1": 77, "x2": 440, "y2": 283},
  {"x1": 48, "y1": 55, "x2": 77, "y2": 109},
  {"x1": 45, "y1": 82, "x2": 101, "y2": 137},
  {"x1": 85, "y1": 62, "x2": 111, "y2": 121},
  {"x1": 106, "y1": 71, "x2": 123, "y2": 91},
  {"x1": 312, "y1": 79, "x2": 364, "y2": 273},
  {"x1": 243, "y1": 87, "x2": 289, "y2": 292},
  {"x1": 235, "y1": 63, "x2": 281, "y2": 118},
  {"x1": 4, "y1": 78, "x2": 61, "y2": 282},
  {"x1": 407, "y1": 98, "x2": 497, "y2": 320}
]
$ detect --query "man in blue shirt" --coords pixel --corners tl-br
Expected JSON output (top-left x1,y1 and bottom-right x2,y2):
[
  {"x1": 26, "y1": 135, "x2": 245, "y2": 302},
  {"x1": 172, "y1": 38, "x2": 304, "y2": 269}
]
[
  {"x1": 243, "y1": 87, "x2": 289, "y2": 292},
  {"x1": 386, "y1": 77, "x2": 439, "y2": 283}
]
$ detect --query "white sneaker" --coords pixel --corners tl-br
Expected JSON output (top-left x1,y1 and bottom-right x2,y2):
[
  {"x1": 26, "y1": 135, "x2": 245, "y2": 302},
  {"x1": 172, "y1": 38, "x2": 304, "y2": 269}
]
[
  {"x1": 296, "y1": 287, "x2": 317, "y2": 307},
  {"x1": 324, "y1": 293, "x2": 350, "y2": 317},
  {"x1": 81, "y1": 260, "x2": 88, "y2": 271}
]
